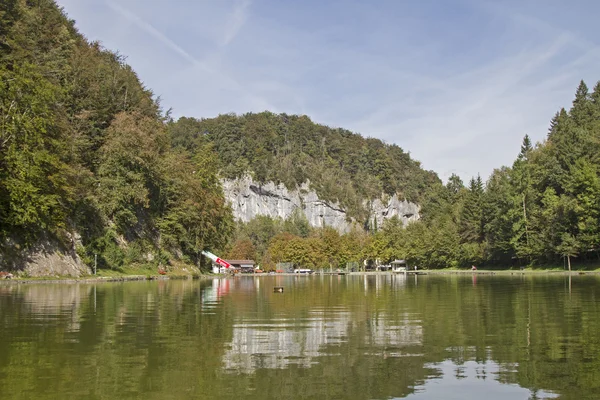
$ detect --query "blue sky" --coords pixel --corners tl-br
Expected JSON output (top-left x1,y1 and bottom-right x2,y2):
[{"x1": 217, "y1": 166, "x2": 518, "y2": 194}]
[{"x1": 56, "y1": 0, "x2": 600, "y2": 183}]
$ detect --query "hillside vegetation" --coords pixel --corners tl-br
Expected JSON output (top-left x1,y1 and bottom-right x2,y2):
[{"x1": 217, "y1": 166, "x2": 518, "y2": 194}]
[
  {"x1": 0, "y1": 0, "x2": 231, "y2": 272},
  {"x1": 169, "y1": 113, "x2": 440, "y2": 222},
  {"x1": 342, "y1": 81, "x2": 600, "y2": 270},
  {"x1": 2, "y1": 0, "x2": 599, "y2": 274},
  {"x1": 221, "y1": 82, "x2": 600, "y2": 271}
]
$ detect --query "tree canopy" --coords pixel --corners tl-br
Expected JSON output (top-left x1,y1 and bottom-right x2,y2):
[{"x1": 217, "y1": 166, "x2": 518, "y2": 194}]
[
  {"x1": 169, "y1": 113, "x2": 440, "y2": 223},
  {"x1": 2, "y1": 0, "x2": 599, "y2": 272},
  {"x1": 225, "y1": 79, "x2": 600, "y2": 271},
  {"x1": 1, "y1": 0, "x2": 231, "y2": 271}
]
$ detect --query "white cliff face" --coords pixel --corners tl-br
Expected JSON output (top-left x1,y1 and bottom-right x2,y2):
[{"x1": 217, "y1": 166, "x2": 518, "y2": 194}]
[
  {"x1": 370, "y1": 196, "x2": 421, "y2": 229},
  {"x1": 222, "y1": 176, "x2": 420, "y2": 232}
]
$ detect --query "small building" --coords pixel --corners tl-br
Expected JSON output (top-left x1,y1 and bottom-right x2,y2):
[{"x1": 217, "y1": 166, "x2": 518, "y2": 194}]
[
  {"x1": 212, "y1": 265, "x2": 230, "y2": 274},
  {"x1": 391, "y1": 259, "x2": 407, "y2": 273},
  {"x1": 378, "y1": 264, "x2": 392, "y2": 271},
  {"x1": 225, "y1": 260, "x2": 256, "y2": 273}
]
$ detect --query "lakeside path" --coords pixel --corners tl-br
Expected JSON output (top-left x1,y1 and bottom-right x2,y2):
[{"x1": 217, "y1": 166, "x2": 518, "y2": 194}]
[
  {"x1": 414, "y1": 269, "x2": 600, "y2": 276},
  {"x1": 0, "y1": 274, "x2": 183, "y2": 285}
]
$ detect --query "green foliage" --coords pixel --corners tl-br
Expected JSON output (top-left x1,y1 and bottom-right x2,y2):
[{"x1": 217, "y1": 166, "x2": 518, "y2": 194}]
[
  {"x1": 0, "y1": 0, "x2": 232, "y2": 271},
  {"x1": 3, "y1": 0, "x2": 600, "y2": 273},
  {"x1": 0, "y1": 62, "x2": 72, "y2": 243},
  {"x1": 96, "y1": 112, "x2": 167, "y2": 232},
  {"x1": 283, "y1": 209, "x2": 312, "y2": 238},
  {"x1": 85, "y1": 228, "x2": 125, "y2": 270},
  {"x1": 459, "y1": 175, "x2": 485, "y2": 243},
  {"x1": 152, "y1": 140, "x2": 233, "y2": 265},
  {"x1": 169, "y1": 113, "x2": 441, "y2": 221},
  {"x1": 342, "y1": 79, "x2": 600, "y2": 270}
]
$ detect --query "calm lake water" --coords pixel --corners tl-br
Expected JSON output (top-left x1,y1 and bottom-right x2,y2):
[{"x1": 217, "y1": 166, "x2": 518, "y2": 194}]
[{"x1": 1, "y1": 274, "x2": 599, "y2": 399}]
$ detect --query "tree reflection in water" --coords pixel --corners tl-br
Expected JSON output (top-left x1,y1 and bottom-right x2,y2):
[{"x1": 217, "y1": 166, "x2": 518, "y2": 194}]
[{"x1": 0, "y1": 275, "x2": 598, "y2": 399}]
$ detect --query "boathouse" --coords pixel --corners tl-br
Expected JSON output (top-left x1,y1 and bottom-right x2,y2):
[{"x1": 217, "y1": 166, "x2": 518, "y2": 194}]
[
  {"x1": 391, "y1": 259, "x2": 407, "y2": 273},
  {"x1": 225, "y1": 260, "x2": 256, "y2": 273}
]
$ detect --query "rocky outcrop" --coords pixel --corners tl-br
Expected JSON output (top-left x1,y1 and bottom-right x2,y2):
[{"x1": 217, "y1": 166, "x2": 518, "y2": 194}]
[
  {"x1": 369, "y1": 196, "x2": 420, "y2": 229},
  {"x1": 222, "y1": 176, "x2": 420, "y2": 232},
  {"x1": 0, "y1": 236, "x2": 91, "y2": 278}
]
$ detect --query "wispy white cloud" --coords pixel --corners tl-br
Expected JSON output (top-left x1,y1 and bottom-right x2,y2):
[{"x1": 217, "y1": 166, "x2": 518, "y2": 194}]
[
  {"x1": 57, "y1": 0, "x2": 600, "y2": 184},
  {"x1": 103, "y1": 0, "x2": 274, "y2": 114},
  {"x1": 474, "y1": 0, "x2": 599, "y2": 51},
  {"x1": 221, "y1": 0, "x2": 252, "y2": 47},
  {"x1": 105, "y1": 1, "x2": 199, "y2": 67},
  {"x1": 344, "y1": 32, "x2": 586, "y2": 181}
]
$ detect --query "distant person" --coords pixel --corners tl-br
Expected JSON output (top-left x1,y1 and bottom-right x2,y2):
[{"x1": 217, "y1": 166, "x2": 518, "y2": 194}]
[{"x1": 471, "y1": 265, "x2": 477, "y2": 271}]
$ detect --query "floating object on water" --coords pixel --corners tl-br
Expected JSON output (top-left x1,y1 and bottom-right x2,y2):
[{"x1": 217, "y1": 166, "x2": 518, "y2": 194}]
[{"x1": 274, "y1": 287, "x2": 284, "y2": 293}]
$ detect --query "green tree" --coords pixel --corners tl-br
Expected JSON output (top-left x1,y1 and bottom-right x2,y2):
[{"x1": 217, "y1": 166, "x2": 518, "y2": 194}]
[
  {"x1": 483, "y1": 167, "x2": 515, "y2": 261},
  {"x1": 0, "y1": 63, "x2": 72, "y2": 243},
  {"x1": 570, "y1": 80, "x2": 593, "y2": 127},
  {"x1": 510, "y1": 135, "x2": 537, "y2": 262},
  {"x1": 565, "y1": 159, "x2": 600, "y2": 258},
  {"x1": 459, "y1": 175, "x2": 485, "y2": 243},
  {"x1": 96, "y1": 112, "x2": 167, "y2": 233},
  {"x1": 157, "y1": 145, "x2": 232, "y2": 265}
]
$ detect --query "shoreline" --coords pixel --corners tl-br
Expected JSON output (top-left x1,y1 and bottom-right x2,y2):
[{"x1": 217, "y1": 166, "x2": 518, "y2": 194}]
[
  {"x1": 0, "y1": 273, "x2": 209, "y2": 285},
  {"x1": 400, "y1": 269, "x2": 600, "y2": 275},
  {"x1": 2, "y1": 268, "x2": 599, "y2": 285}
]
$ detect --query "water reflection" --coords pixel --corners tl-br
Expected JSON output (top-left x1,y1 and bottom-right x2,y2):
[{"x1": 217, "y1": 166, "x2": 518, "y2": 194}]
[
  {"x1": 224, "y1": 312, "x2": 352, "y2": 372},
  {"x1": 202, "y1": 278, "x2": 231, "y2": 312},
  {"x1": 402, "y1": 359, "x2": 559, "y2": 400},
  {"x1": 0, "y1": 275, "x2": 599, "y2": 400},
  {"x1": 223, "y1": 311, "x2": 424, "y2": 373}
]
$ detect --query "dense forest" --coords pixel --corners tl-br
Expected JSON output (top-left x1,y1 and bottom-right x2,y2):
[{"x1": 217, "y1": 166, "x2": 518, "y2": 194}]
[
  {"x1": 224, "y1": 81, "x2": 600, "y2": 271},
  {"x1": 1, "y1": 1, "x2": 599, "y2": 274},
  {"x1": 0, "y1": 0, "x2": 232, "y2": 271},
  {"x1": 380, "y1": 79, "x2": 600, "y2": 270},
  {"x1": 0, "y1": 0, "x2": 438, "y2": 273},
  {"x1": 170, "y1": 113, "x2": 439, "y2": 222}
]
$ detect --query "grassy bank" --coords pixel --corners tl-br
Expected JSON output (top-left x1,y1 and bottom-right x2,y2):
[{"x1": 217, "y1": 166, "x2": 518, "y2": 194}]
[
  {"x1": 4, "y1": 265, "x2": 600, "y2": 285},
  {"x1": 0, "y1": 272, "x2": 211, "y2": 285},
  {"x1": 0, "y1": 261, "x2": 211, "y2": 284}
]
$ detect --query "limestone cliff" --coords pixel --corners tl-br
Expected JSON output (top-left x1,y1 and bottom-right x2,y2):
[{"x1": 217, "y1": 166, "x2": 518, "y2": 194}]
[{"x1": 222, "y1": 177, "x2": 420, "y2": 232}]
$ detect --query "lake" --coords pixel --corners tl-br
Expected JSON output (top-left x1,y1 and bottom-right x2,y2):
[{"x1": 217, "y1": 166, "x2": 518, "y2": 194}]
[{"x1": 1, "y1": 274, "x2": 598, "y2": 399}]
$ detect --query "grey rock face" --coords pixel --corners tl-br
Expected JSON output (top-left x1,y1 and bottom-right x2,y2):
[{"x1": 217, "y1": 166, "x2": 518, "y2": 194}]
[
  {"x1": 222, "y1": 177, "x2": 420, "y2": 232},
  {"x1": 22, "y1": 246, "x2": 91, "y2": 277},
  {"x1": 1, "y1": 236, "x2": 91, "y2": 277},
  {"x1": 369, "y1": 196, "x2": 421, "y2": 229}
]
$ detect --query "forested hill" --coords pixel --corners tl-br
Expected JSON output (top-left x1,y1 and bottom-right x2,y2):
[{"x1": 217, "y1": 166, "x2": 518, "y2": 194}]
[
  {"x1": 0, "y1": 0, "x2": 437, "y2": 273},
  {"x1": 0, "y1": 0, "x2": 231, "y2": 271},
  {"x1": 169, "y1": 113, "x2": 440, "y2": 221},
  {"x1": 230, "y1": 81, "x2": 600, "y2": 271},
  {"x1": 2, "y1": 0, "x2": 599, "y2": 274},
  {"x1": 385, "y1": 80, "x2": 600, "y2": 269}
]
